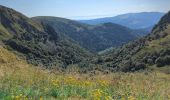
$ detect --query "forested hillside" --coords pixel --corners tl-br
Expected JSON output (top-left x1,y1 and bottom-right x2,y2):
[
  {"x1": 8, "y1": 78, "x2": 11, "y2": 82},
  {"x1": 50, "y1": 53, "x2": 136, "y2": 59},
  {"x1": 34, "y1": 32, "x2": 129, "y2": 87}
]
[
  {"x1": 98, "y1": 11, "x2": 170, "y2": 72},
  {"x1": 0, "y1": 5, "x2": 92, "y2": 69},
  {"x1": 33, "y1": 17, "x2": 139, "y2": 52}
]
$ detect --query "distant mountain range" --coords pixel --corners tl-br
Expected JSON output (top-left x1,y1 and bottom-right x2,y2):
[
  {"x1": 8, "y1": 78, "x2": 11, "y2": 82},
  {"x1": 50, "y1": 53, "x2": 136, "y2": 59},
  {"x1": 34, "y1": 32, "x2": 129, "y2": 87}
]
[
  {"x1": 32, "y1": 17, "x2": 139, "y2": 52},
  {"x1": 79, "y1": 12, "x2": 164, "y2": 34}
]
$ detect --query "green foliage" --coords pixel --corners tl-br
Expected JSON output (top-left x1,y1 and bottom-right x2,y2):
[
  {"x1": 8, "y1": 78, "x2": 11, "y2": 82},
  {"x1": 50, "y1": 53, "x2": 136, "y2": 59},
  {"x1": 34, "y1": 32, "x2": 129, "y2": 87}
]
[
  {"x1": 99, "y1": 11, "x2": 170, "y2": 71},
  {"x1": 1, "y1": 5, "x2": 170, "y2": 73},
  {"x1": 0, "y1": 6, "x2": 92, "y2": 69},
  {"x1": 32, "y1": 17, "x2": 138, "y2": 52},
  {"x1": 156, "y1": 56, "x2": 170, "y2": 67}
]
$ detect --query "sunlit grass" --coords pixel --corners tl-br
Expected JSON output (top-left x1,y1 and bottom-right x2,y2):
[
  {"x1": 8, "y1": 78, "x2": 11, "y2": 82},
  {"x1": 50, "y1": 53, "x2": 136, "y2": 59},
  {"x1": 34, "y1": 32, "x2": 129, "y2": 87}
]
[{"x1": 0, "y1": 47, "x2": 170, "y2": 100}]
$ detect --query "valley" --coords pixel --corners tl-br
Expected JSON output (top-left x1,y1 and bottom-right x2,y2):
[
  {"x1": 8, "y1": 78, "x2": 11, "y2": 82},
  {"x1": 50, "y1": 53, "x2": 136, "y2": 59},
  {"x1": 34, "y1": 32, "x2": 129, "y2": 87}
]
[
  {"x1": 0, "y1": 4, "x2": 170, "y2": 100},
  {"x1": 32, "y1": 17, "x2": 139, "y2": 52}
]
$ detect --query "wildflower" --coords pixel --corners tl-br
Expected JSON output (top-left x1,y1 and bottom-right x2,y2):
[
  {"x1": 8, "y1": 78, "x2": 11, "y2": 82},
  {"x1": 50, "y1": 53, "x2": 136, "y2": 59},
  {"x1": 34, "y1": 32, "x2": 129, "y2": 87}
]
[
  {"x1": 15, "y1": 95, "x2": 19, "y2": 100},
  {"x1": 82, "y1": 80, "x2": 92, "y2": 87},
  {"x1": 84, "y1": 81, "x2": 90, "y2": 86},
  {"x1": 92, "y1": 89, "x2": 104, "y2": 99},
  {"x1": 128, "y1": 95, "x2": 135, "y2": 100},
  {"x1": 99, "y1": 80, "x2": 109, "y2": 86},
  {"x1": 105, "y1": 96, "x2": 112, "y2": 100},
  {"x1": 121, "y1": 97, "x2": 126, "y2": 100},
  {"x1": 51, "y1": 79, "x2": 60, "y2": 87},
  {"x1": 64, "y1": 76, "x2": 76, "y2": 85},
  {"x1": 40, "y1": 96, "x2": 43, "y2": 100}
]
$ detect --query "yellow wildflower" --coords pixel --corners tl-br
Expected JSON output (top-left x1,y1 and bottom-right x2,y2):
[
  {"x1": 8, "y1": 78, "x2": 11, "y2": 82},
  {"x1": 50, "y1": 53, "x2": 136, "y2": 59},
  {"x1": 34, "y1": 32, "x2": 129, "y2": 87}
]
[
  {"x1": 52, "y1": 79, "x2": 60, "y2": 87},
  {"x1": 99, "y1": 80, "x2": 109, "y2": 86},
  {"x1": 92, "y1": 89, "x2": 103, "y2": 99},
  {"x1": 128, "y1": 95, "x2": 135, "y2": 100},
  {"x1": 81, "y1": 80, "x2": 93, "y2": 87},
  {"x1": 105, "y1": 96, "x2": 112, "y2": 100},
  {"x1": 40, "y1": 96, "x2": 43, "y2": 100}
]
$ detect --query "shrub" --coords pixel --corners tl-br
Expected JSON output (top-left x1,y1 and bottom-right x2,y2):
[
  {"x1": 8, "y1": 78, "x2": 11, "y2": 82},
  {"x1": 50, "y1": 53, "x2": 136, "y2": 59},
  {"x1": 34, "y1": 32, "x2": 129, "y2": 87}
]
[
  {"x1": 121, "y1": 60, "x2": 146, "y2": 72},
  {"x1": 155, "y1": 56, "x2": 170, "y2": 67},
  {"x1": 121, "y1": 60, "x2": 135, "y2": 72},
  {"x1": 134, "y1": 62, "x2": 146, "y2": 71}
]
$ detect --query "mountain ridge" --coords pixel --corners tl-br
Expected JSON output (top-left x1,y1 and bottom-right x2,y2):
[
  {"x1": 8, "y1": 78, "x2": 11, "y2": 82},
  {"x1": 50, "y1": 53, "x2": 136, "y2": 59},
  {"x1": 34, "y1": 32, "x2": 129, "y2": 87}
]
[
  {"x1": 1, "y1": 5, "x2": 170, "y2": 73},
  {"x1": 98, "y1": 11, "x2": 170, "y2": 72},
  {"x1": 32, "y1": 16, "x2": 139, "y2": 52},
  {"x1": 0, "y1": 5, "x2": 92, "y2": 69},
  {"x1": 79, "y1": 12, "x2": 164, "y2": 35}
]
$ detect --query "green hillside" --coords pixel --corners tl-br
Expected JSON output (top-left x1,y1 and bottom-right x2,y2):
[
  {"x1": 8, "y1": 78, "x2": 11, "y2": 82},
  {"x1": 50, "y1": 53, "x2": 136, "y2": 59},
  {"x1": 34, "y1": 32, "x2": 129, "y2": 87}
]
[
  {"x1": 0, "y1": 5, "x2": 170, "y2": 100},
  {"x1": 99, "y1": 11, "x2": 170, "y2": 72},
  {"x1": 32, "y1": 16, "x2": 139, "y2": 52},
  {"x1": 0, "y1": 5, "x2": 92, "y2": 69},
  {"x1": 1, "y1": 5, "x2": 170, "y2": 73}
]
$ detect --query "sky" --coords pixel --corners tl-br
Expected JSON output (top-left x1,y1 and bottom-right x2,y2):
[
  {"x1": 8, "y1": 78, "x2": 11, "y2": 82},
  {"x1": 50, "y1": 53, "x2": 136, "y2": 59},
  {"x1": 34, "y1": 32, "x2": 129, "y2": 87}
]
[{"x1": 0, "y1": 0, "x2": 170, "y2": 20}]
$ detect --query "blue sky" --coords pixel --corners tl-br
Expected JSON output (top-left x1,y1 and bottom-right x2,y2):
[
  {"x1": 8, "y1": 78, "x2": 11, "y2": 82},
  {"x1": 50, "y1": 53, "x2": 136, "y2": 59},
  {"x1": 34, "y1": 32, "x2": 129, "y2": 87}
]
[{"x1": 0, "y1": 0, "x2": 170, "y2": 19}]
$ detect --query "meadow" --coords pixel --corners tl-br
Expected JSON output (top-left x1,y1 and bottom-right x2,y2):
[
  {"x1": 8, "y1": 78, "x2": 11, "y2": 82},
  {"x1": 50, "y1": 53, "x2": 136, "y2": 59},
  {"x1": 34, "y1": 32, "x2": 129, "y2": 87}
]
[{"x1": 0, "y1": 47, "x2": 170, "y2": 100}]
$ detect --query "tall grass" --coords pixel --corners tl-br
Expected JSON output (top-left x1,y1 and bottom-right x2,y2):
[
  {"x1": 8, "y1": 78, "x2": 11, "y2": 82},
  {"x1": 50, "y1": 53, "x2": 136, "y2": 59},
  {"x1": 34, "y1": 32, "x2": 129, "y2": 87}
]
[{"x1": 0, "y1": 47, "x2": 170, "y2": 100}]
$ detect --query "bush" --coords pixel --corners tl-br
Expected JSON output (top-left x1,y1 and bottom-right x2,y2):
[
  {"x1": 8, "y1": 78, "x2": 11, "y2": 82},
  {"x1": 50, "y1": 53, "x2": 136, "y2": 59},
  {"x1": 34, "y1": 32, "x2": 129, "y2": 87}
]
[
  {"x1": 155, "y1": 56, "x2": 170, "y2": 67},
  {"x1": 121, "y1": 60, "x2": 146, "y2": 72},
  {"x1": 134, "y1": 62, "x2": 146, "y2": 71},
  {"x1": 121, "y1": 60, "x2": 135, "y2": 72},
  {"x1": 147, "y1": 59, "x2": 154, "y2": 65}
]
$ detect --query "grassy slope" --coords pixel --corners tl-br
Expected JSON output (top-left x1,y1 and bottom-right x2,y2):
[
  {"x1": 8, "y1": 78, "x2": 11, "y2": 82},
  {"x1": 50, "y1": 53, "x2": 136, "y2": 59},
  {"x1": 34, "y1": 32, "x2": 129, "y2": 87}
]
[{"x1": 0, "y1": 47, "x2": 170, "y2": 99}]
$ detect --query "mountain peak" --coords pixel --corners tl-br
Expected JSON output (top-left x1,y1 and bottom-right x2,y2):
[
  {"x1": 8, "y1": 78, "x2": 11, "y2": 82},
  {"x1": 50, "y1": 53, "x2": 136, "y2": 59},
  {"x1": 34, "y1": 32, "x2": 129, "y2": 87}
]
[
  {"x1": 0, "y1": 5, "x2": 9, "y2": 9},
  {"x1": 152, "y1": 11, "x2": 170, "y2": 33},
  {"x1": 0, "y1": 5, "x2": 28, "y2": 20},
  {"x1": 158, "y1": 11, "x2": 170, "y2": 25}
]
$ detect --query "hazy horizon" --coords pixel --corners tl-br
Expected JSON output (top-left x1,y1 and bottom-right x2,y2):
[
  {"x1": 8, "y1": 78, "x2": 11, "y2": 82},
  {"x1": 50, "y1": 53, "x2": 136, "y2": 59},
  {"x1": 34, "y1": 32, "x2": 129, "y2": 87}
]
[{"x1": 0, "y1": 0, "x2": 170, "y2": 20}]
